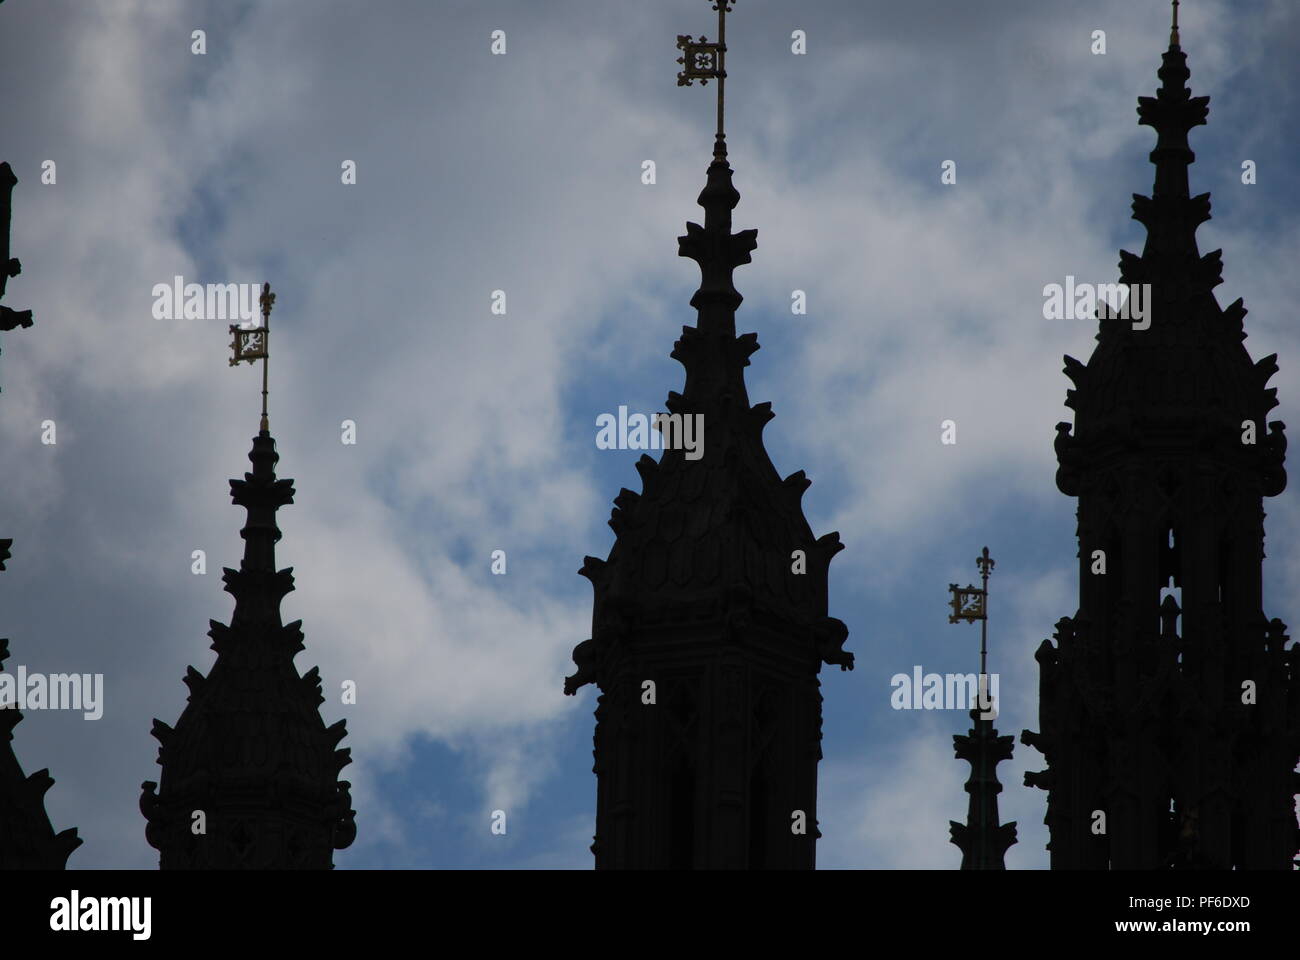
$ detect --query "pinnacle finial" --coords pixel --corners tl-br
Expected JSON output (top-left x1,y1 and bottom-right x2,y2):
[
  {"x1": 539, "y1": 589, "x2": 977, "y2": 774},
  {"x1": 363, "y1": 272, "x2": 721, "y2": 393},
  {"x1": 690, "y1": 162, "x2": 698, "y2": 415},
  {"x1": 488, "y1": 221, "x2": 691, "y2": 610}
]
[
  {"x1": 257, "y1": 282, "x2": 274, "y2": 432},
  {"x1": 228, "y1": 281, "x2": 275, "y2": 433},
  {"x1": 949, "y1": 547, "x2": 996, "y2": 695},
  {"x1": 1171, "y1": 0, "x2": 1180, "y2": 47},
  {"x1": 676, "y1": 0, "x2": 736, "y2": 153}
]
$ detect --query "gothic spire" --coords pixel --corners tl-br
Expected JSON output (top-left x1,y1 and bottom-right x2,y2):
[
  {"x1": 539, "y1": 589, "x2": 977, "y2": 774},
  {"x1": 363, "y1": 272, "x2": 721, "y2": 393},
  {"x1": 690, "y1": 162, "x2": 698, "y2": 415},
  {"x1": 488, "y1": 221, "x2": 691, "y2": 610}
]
[
  {"x1": 1128, "y1": 0, "x2": 1211, "y2": 289},
  {"x1": 567, "y1": 0, "x2": 851, "y2": 701},
  {"x1": 1055, "y1": 8, "x2": 1285, "y2": 501},
  {"x1": 1028, "y1": 17, "x2": 1299, "y2": 870},
  {"x1": 565, "y1": 0, "x2": 849, "y2": 870},
  {"x1": 950, "y1": 709, "x2": 1017, "y2": 870},
  {"x1": 946, "y1": 548, "x2": 1016, "y2": 869},
  {"x1": 141, "y1": 290, "x2": 355, "y2": 869}
]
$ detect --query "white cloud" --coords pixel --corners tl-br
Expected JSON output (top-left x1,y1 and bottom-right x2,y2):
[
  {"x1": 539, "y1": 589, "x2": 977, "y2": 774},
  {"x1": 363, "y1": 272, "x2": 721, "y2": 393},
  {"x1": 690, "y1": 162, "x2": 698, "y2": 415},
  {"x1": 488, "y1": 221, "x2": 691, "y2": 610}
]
[{"x1": 1, "y1": 0, "x2": 1294, "y2": 869}]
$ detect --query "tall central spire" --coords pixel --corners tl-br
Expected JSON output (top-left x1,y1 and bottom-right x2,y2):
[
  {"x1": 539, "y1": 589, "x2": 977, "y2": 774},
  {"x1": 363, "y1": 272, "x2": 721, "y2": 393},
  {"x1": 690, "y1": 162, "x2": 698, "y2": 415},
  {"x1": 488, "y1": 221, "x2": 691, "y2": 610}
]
[{"x1": 567, "y1": 1, "x2": 851, "y2": 870}]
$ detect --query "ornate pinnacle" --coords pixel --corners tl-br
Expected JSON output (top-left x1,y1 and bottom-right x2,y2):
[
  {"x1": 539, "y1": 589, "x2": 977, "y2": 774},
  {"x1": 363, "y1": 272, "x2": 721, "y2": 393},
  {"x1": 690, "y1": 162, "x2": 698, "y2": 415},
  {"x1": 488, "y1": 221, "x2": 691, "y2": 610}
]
[
  {"x1": 949, "y1": 709, "x2": 1018, "y2": 870},
  {"x1": 673, "y1": 0, "x2": 756, "y2": 358}
]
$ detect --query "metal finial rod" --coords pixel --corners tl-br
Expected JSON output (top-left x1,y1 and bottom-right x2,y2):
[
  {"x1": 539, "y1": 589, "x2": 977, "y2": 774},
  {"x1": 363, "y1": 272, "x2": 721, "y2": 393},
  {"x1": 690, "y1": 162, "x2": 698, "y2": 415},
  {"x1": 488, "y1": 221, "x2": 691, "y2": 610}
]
[
  {"x1": 228, "y1": 282, "x2": 275, "y2": 431},
  {"x1": 1171, "y1": 0, "x2": 1180, "y2": 46},
  {"x1": 976, "y1": 547, "x2": 994, "y2": 680},
  {"x1": 972, "y1": 546, "x2": 996, "y2": 867},
  {"x1": 258, "y1": 282, "x2": 274, "y2": 432},
  {"x1": 947, "y1": 547, "x2": 995, "y2": 705},
  {"x1": 715, "y1": 0, "x2": 727, "y2": 144}
]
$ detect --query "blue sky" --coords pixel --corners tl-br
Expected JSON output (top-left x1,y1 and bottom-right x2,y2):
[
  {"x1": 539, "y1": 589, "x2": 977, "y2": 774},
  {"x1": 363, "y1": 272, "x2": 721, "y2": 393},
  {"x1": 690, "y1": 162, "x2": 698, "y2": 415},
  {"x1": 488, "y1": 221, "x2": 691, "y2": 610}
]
[{"x1": 0, "y1": 0, "x2": 1297, "y2": 868}]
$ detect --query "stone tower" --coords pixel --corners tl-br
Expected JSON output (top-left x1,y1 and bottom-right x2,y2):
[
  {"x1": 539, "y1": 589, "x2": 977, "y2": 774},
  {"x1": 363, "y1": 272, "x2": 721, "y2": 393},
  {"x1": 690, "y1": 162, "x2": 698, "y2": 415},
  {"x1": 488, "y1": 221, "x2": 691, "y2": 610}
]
[
  {"x1": 566, "y1": 6, "x2": 853, "y2": 865},
  {"x1": 1023, "y1": 15, "x2": 1299, "y2": 869}
]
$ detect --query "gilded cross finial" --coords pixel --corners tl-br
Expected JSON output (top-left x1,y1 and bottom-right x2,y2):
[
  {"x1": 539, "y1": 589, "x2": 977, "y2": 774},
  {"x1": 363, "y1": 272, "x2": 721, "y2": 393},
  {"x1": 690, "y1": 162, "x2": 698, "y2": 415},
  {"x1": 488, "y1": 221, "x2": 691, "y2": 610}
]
[
  {"x1": 229, "y1": 282, "x2": 274, "y2": 432},
  {"x1": 1171, "y1": 0, "x2": 1180, "y2": 46},
  {"x1": 950, "y1": 546, "x2": 996, "y2": 688},
  {"x1": 676, "y1": 1, "x2": 735, "y2": 158}
]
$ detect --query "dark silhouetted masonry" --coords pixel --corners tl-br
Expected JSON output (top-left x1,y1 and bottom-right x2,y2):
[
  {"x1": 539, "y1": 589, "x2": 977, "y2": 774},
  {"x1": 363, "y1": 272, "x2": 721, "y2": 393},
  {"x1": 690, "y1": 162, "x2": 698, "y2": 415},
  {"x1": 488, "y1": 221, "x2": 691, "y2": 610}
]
[
  {"x1": 1024, "y1": 16, "x2": 1300, "y2": 870},
  {"x1": 0, "y1": 559, "x2": 82, "y2": 869},
  {"x1": 0, "y1": 162, "x2": 80, "y2": 869},
  {"x1": 141, "y1": 432, "x2": 356, "y2": 868},
  {"x1": 567, "y1": 1, "x2": 852, "y2": 870}
]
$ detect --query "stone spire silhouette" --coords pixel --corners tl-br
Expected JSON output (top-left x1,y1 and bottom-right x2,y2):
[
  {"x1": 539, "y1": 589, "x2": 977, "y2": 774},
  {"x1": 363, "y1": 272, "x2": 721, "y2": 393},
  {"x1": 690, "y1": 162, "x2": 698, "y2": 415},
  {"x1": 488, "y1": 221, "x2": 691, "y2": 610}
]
[
  {"x1": 947, "y1": 548, "x2": 1016, "y2": 869},
  {"x1": 140, "y1": 286, "x2": 356, "y2": 868},
  {"x1": 566, "y1": 0, "x2": 852, "y2": 870},
  {"x1": 0, "y1": 545, "x2": 83, "y2": 869},
  {"x1": 0, "y1": 162, "x2": 80, "y2": 869},
  {"x1": 951, "y1": 709, "x2": 1017, "y2": 869},
  {"x1": 1, "y1": 163, "x2": 36, "y2": 389},
  {"x1": 1024, "y1": 8, "x2": 1300, "y2": 869}
]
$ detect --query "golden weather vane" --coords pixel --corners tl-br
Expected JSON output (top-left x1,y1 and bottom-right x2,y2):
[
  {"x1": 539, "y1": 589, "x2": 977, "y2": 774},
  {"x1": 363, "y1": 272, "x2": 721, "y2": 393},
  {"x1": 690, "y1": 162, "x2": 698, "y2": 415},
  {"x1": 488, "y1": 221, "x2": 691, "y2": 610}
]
[
  {"x1": 949, "y1": 546, "x2": 995, "y2": 680},
  {"x1": 229, "y1": 282, "x2": 274, "y2": 432},
  {"x1": 676, "y1": 0, "x2": 735, "y2": 148}
]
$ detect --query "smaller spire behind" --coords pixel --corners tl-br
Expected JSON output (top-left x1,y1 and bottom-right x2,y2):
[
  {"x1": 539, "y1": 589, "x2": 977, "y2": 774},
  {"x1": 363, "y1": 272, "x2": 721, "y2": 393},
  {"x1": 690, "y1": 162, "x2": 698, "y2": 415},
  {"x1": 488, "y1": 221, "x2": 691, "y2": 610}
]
[{"x1": 947, "y1": 547, "x2": 1017, "y2": 869}]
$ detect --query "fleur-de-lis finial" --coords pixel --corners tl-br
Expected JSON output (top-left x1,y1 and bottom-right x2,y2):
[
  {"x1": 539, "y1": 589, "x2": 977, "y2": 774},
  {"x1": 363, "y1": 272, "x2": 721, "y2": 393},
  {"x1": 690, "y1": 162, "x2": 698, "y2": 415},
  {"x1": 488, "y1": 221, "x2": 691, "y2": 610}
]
[{"x1": 259, "y1": 281, "x2": 275, "y2": 322}]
